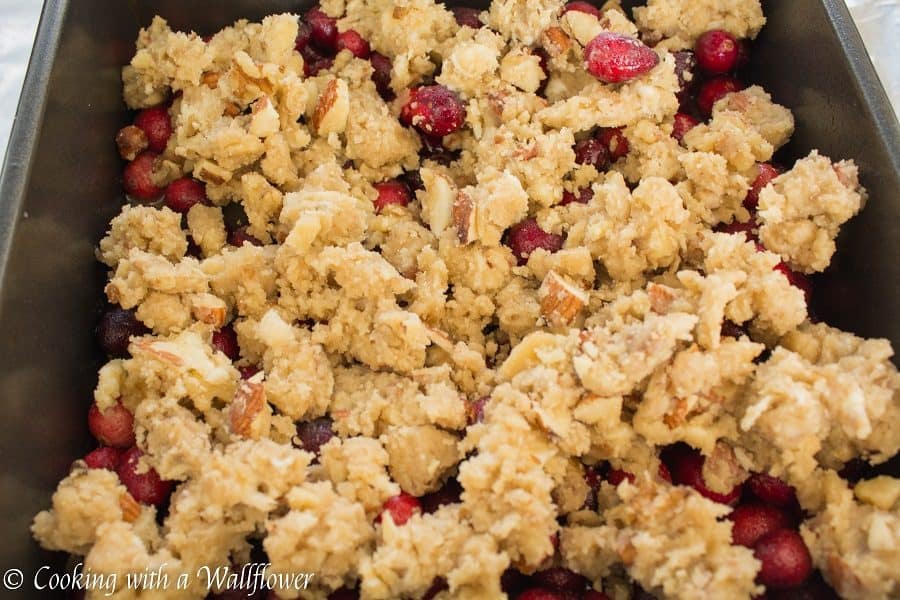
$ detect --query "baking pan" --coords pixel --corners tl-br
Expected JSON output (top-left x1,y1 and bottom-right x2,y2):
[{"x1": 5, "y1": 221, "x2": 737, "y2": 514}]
[{"x1": 0, "y1": 0, "x2": 897, "y2": 597}]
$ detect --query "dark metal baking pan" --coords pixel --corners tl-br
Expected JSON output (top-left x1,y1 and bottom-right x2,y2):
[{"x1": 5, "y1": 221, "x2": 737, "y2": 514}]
[{"x1": 0, "y1": 0, "x2": 897, "y2": 596}]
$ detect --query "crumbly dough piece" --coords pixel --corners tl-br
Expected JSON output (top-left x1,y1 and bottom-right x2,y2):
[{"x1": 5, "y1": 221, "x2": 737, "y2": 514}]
[
  {"x1": 186, "y1": 204, "x2": 227, "y2": 258},
  {"x1": 485, "y1": 0, "x2": 565, "y2": 45},
  {"x1": 634, "y1": 0, "x2": 766, "y2": 48},
  {"x1": 98, "y1": 205, "x2": 188, "y2": 267},
  {"x1": 319, "y1": 436, "x2": 400, "y2": 516},
  {"x1": 382, "y1": 425, "x2": 461, "y2": 496}
]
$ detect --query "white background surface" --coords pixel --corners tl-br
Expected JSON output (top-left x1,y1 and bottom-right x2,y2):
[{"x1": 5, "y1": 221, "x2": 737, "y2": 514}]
[{"x1": 0, "y1": 1, "x2": 897, "y2": 161}]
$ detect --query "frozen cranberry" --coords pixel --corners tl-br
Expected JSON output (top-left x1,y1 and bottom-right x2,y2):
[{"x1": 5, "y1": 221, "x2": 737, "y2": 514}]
[
  {"x1": 123, "y1": 151, "x2": 163, "y2": 201},
  {"x1": 228, "y1": 226, "x2": 263, "y2": 247},
  {"x1": 730, "y1": 503, "x2": 792, "y2": 548},
  {"x1": 754, "y1": 529, "x2": 813, "y2": 589},
  {"x1": 133, "y1": 106, "x2": 172, "y2": 153},
  {"x1": 306, "y1": 7, "x2": 338, "y2": 52},
  {"x1": 517, "y1": 590, "x2": 563, "y2": 600},
  {"x1": 560, "y1": 187, "x2": 593, "y2": 206},
  {"x1": 506, "y1": 218, "x2": 564, "y2": 266},
  {"x1": 502, "y1": 570, "x2": 530, "y2": 597},
  {"x1": 734, "y1": 39, "x2": 751, "y2": 71},
  {"x1": 597, "y1": 127, "x2": 629, "y2": 161},
  {"x1": 746, "y1": 473, "x2": 797, "y2": 507},
  {"x1": 564, "y1": 1, "x2": 601, "y2": 17},
  {"x1": 369, "y1": 51, "x2": 394, "y2": 100},
  {"x1": 326, "y1": 588, "x2": 359, "y2": 600},
  {"x1": 573, "y1": 138, "x2": 610, "y2": 171},
  {"x1": 584, "y1": 33, "x2": 659, "y2": 83},
  {"x1": 664, "y1": 444, "x2": 742, "y2": 505},
  {"x1": 533, "y1": 568, "x2": 589, "y2": 593},
  {"x1": 296, "y1": 417, "x2": 335, "y2": 456},
  {"x1": 607, "y1": 469, "x2": 635, "y2": 486},
  {"x1": 239, "y1": 365, "x2": 261, "y2": 379},
  {"x1": 671, "y1": 112, "x2": 700, "y2": 142},
  {"x1": 373, "y1": 179, "x2": 412, "y2": 213},
  {"x1": 336, "y1": 29, "x2": 370, "y2": 58},
  {"x1": 294, "y1": 21, "x2": 312, "y2": 52},
  {"x1": 378, "y1": 492, "x2": 421, "y2": 526},
  {"x1": 695, "y1": 30, "x2": 740, "y2": 75},
  {"x1": 452, "y1": 6, "x2": 483, "y2": 28},
  {"x1": 401, "y1": 85, "x2": 466, "y2": 137},
  {"x1": 212, "y1": 326, "x2": 239, "y2": 361},
  {"x1": 97, "y1": 307, "x2": 149, "y2": 357},
  {"x1": 88, "y1": 402, "x2": 136, "y2": 448},
  {"x1": 673, "y1": 50, "x2": 697, "y2": 102},
  {"x1": 466, "y1": 396, "x2": 489, "y2": 424},
  {"x1": 744, "y1": 163, "x2": 782, "y2": 211},
  {"x1": 164, "y1": 177, "x2": 207, "y2": 214},
  {"x1": 697, "y1": 76, "x2": 744, "y2": 116},
  {"x1": 301, "y1": 44, "x2": 334, "y2": 76},
  {"x1": 422, "y1": 579, "x2": 449, "y2": 600},
  {"x1": 420, "y1": 478, "x2": 463, "y2": 513},
  {"x1": 658, "y1": 462, "x2": 672, "y2": 482},
  {"x1": 774, "y1": 263, "x2": 813, "y2": 303},
  {"x1": 117, "y1": 447, "x2": 173, "y2": 506},
  {"x1": 716, "y1": 218, "x2": 759, "y2": 242},
  {"x1": 84, "y1": 447, "x2": 124, "y2": 471}
]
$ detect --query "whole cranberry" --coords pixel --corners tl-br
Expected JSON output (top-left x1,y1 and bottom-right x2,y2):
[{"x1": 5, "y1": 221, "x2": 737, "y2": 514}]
[
  {"x1": 716, "y1": 218, "x2": 759, "y2": 242},
  {"x1": 88, "y1": 402, "x2": 136, "y2": 448},
  {"x1": 97, "y1": 307, "x2": 149, "y2": 357},
  {"x1": 295, "y1": 417, "x2": 335, "y2": 456},
  {"x1": 533, "y1": 568, "x2": 588, "y2": 593},
  {"x1": 506, "y1": 218, "x2": 564, "y2": 266},
  {"x1": 746, "y1": 473, "x2": 797, "y2": 507},
  {"x1": 336, "y1": 29, "x2": 370, "y2": 58},
  {"x1": 305, "y1": 7, "x2": 338, "y2": 52},
  {"x1": 607, "y1": 469, "x2": 635, "y2": 486},
  {"x1": 452, "y1": 6, "x2": 483, "y2": 28},
  {"x1": 502, "y1": 570, "x2": 530, "y2": 598},
  {"x1": 84, "y1": 447, "x2": 124, "y2": 471},
  {"x1": 663, "y1": 444, "x2": 742, "y2": 505},
  {"x1": 697, "y1": 76, "x2": 744, "y2": 116},
  {"x1": 517, "y1": 590, "x2": 563, "y2": 600},
  {"x1": 301, "y1": 44, "x2": 335, "y2": 77},
  {"x1": 583, "y1": 33, "x2": 659, "y2": 83},
  {"x1": 672, "y1": 50, "x2": 697, "y2": 103},
  {"x1": 369, "y1": 51, "x2": 394, "y2": 100},
  {"x1": 560, "y1": 187, "x2": 593, "y2": 206},
  {"x1": 671, "y1": 112, "x2": 700, "y2": 143},
  {"x1": 164, "y1": 177, "x2": 207, "y2": 213},
  {"x1": 754, "y1": 529, "x2": 813, "y2": 589},
  {"x1": 730, "y1": 503, "x2": 792, "y2": 548},
  {"x1": 573, "y1": 138, "x2": 610, "y2": 171},
  {"x1": 658, "y1": 462, "x2": 672, "y2": 482},
  {"x1": 212, "y1": 325, "x2": 240, "y2": 361},
  {"x1": 378, "y1": 492, "x2": 421, "y2": 526},
  {"x1": 228, "y1": 226, "x2": 263, "y2": 248},
  {"x1": 294, "y1": 21, "x2": 312, "y2": 52},
  {"x1": 401, "y1": 85, "x2": 467, "y2": 137},
  {"x1": 734, "y1": 39, "x2": 751, "y2": 71},
  {"x1": 373, "y1": 179, "x2": 412, "y2": 213},
  {"x1": 597, "y1": 127, "x2": 629, "y2": 161},
  {"x1": 420, "y1": 478, "x2": 463, "y2": 513},
  {"x1": 117, "y1": 447, "x2": 174, "y2": 506},
  {"x1": 695, "y1": 30, "x2": 741, "y2": 75},
  {"x1": 123, "y1": 151, "x2": 164, "y2": 201},
  {"x1": 133, "y1": 105, "x2": 172, "y2": 153},
  {"x1": 774, "y1": 262, "x2": 813, "y2": 303},
  {"x1": 744, "y1": 163, "x2": 782, "y2": 211},
  {"x1": 563, "y1": 1, "x2": 601, "y2": 17}
]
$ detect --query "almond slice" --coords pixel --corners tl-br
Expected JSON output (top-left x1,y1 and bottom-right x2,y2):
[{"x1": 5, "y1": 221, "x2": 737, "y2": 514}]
[
  {"x1": 189, "y1": 293, "x2": 228, "y2": 328},
  {"x1": 539, "y1": 270, "x2": 588, "y2": 327},
  {"x1": 542, "y1": 26, "x2": 572, "y2": 58},
  {"x1": 647, "y1": 282, "x2": 677, "y2": 314},
  {"x1": 453, "y1": 190, "x2": 475, "y2": 244},
  {"x1": 119, "y1": 491, "x2": 141, "y2": 523},
  {"x1": 313, "y1": 78, "x2": 350, "y2": 135},
  {"x1": 499, "y1": 331, "x2": 561, "y2": 380},
  {"x1": 228, "y1": 376, "x2": 267, "y2": 439}
]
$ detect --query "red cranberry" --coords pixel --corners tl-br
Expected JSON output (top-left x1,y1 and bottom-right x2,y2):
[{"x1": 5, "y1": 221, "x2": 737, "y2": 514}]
[
  {"x1": 506, "y1": 218, "x2": 564, "y2": 266},
  {"x1": 607, "y1": 469, "x2": 635, "y2": 486},
  {"x1": 164, "y1": 177, "x2": 207, "y2": 214},
  {"x1": 117, "y1": 447, "x2": 174, "y2": 506},
  {"x1": 327, "y1": 589, "x2": 360, "y2": 600},
  {"x1": 744, "y1": 163, "x2": 782, "y2": 211},
  {"x1": 774, "y1": 263, "x2": 813, "y2": 303},
  {"x1": 305, "y1": 7, "x2": 338, "y2": 52},
  {"x1": 564, "y1": 1, "x2": 601, "y2": 17},
  {"x1": 597, "y1": 127, "x2": 629, "y2": 161},
  {"x1": 88, "y1": 402, "x2": 136, "y2": 448},
  {"x1": 301, "y1": 44, "x2": 335, "y2": 77},
  {"x1": 133, "y1": 106, "x2": 172, "y2": 153},
  {"x1": 373, "y1": 179, "x2": 412, "y2": 213},
  {"x1": 378, "y1": 492, "x2": 421, "y2": 526},
  {"x1": 734, "y1": 39, "x2": 751, "y2": 71},
  {"x1": 466, "y1": 396, "x2": 489, "y2": 424},
  {"x1": 663, "y1": 444, "x2": 742, "y2": 505},
  {"x1": 673, "y1": 50, "x2": 697, "y2": 103},
  {"x1": 672, "y1": 112, "x2": 700, "y2": 142},
  {"x1": 84, "y1": 447, "x2": 124, "y2": 471},
  {"x1": 452, "y1": 6, "x2": 483, "y2": 28},
  {"x1": 97, "y1": 307, "x2": 149, "y2": 357},
  {"x1": 746, "y1": 473, "x2": 797, "y2": 507},
  {"x1": 123, "y1": 151, "x2": 163, "y2": 201},
  {"x1": 517, "y1": 590, "x2": 563, "y2": 600},
  {"x1": 369, "y1": 51, "x2": 394, "y2": 100},
  {"x1": 583, "y1": 33, "x2": 659, "y2": 84},
  {"x1": 730, "y1": 503, "x2": 792, "y2": 548},
  {"x1": 697, "y1": 76, "x2": 744, "y2": 116},
  {"x1": 212, "y1": 325, "x2": 240, "y2": 361},
  {"x1": 336, "y1": 29, "x2": 370, "y2": 58},
  {"x1": 420, "y1": 478, "x2": 463, "y2": 513},
  {"x1": 228, "y1": 226, "x2": 263, "y2": 247},
  {"x1": 296, "y1": 418, "x2": 335, "y2": 456},
  {"x1": 533, "y1": 568, "x2": 588, "y2": 593},
  {"x1": 695, "y1": 30, "x2": 741, "y2": 75},
  {"x1": 658, "y1": 462, "x2": 672, "y2": 482},
  {"x1": 502, "y1": 570, "x2": 531, "y2": 597},
  {"x1": 716, "y1": 218, "x2": 759, "y2": 242},
  {"x1": 754, "y1": 529, "x2": 813, "y2": 589},
  {"x1": 573, "y1": 138, "x2": 610, "y2": 171},
  {"x1": 295, "y1": 21, "x2": 312, "y2": 52},
  {"x1": 560, "y1": 187, "x2": 593, "y2": 206},
  {"x1": 401, "y1": 85, "x2": 466, "y2": 137}
]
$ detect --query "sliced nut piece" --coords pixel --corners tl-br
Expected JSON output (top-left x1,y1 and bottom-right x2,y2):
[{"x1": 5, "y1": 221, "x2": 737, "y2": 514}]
[
  {"x1": 228, "y1": 375, "x2": 268, "y2": 439},
  {"x1": 249, "y1": 95, "x2": 280, "y2": 138},
  {"x1": 189, "y1": 293, "x2": 228, "y2": 328},
  {"x1": 647, "y1": 282, "x2": 677, "y2": 314},
  {"x1": 312, "y1": 78, "x2": 350, "y2": 135},
  {"x1": 854, "y1": 476, "x2": 900, "y2": 511},
  {"x1": 119, "y1": 491, "x2": 141, "y2": 523},
  {"x1": 201, "y1": 71, "x2": 220, "y2": 89},
  {"x1": 223, "y1": 102, "x2": 243, "y2": 118},
  {"x1": 499, "y1": 331, "x2": 561, "y2": 380},
  {"x1": 701, "y1": 442, "x2": 748, "y2": 494},
  {"x1": 453, "y1": 190, "x2": 476, "y2": 244},
  {"x1": 419, "y1": 167, "x2": 457, "y2": 237},
  {"x1": 194, "y1": 160, "x2": 232, "y2": 185},
  {"x1": 539, "y1": 270, "x2": 588, "y2": 327},
  {"x1": 115, "y1": 125, "x2": 149, "y2": 161},
  {"x1": 541, "y1": 26, "x2": 573, "y2": 58},
  {"x1": 129, "y1": 338, "x2": 184, "y2": 366}
]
